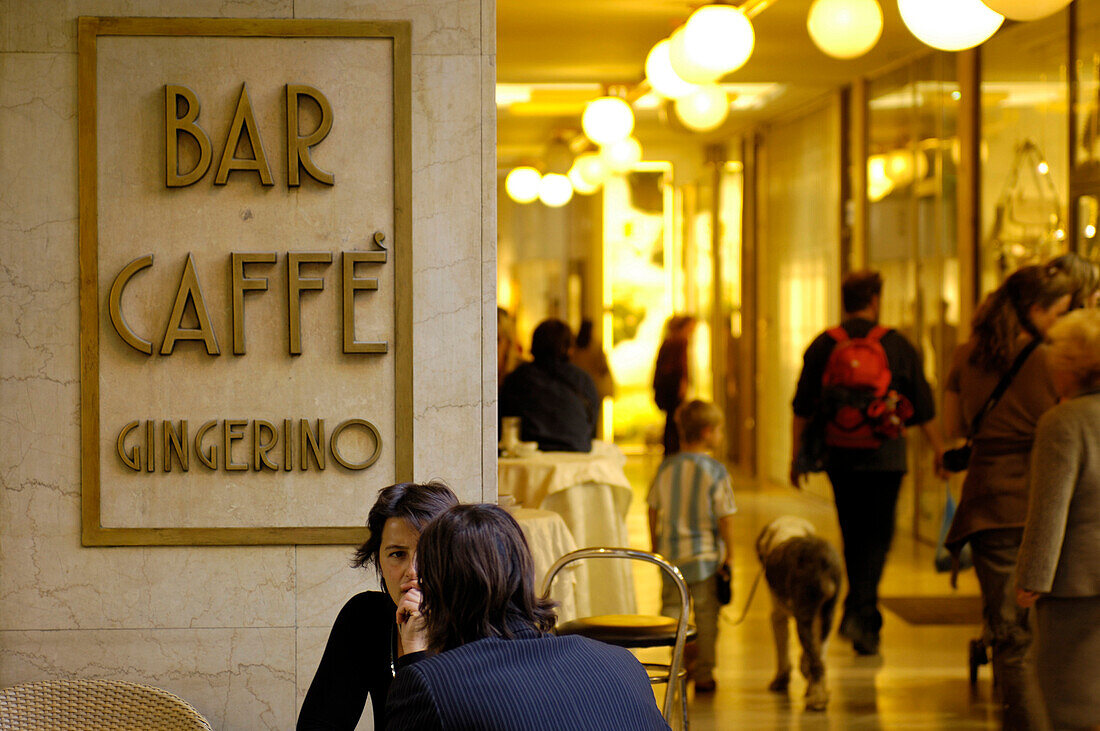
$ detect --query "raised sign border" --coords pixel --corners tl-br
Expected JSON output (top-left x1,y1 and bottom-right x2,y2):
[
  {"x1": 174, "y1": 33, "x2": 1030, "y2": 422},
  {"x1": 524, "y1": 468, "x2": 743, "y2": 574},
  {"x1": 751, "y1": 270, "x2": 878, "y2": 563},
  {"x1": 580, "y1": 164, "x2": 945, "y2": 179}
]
[{"x1": 78, "y1": 17, "x2": 413, "y2": 546}]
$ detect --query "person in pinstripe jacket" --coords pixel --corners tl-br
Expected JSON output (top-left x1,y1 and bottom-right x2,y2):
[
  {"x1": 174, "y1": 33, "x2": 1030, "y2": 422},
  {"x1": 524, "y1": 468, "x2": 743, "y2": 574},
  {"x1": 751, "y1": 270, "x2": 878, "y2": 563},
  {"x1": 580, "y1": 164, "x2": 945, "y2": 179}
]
[{"x1": 385, "y1": 504, "x2": 670, "y2": 731}]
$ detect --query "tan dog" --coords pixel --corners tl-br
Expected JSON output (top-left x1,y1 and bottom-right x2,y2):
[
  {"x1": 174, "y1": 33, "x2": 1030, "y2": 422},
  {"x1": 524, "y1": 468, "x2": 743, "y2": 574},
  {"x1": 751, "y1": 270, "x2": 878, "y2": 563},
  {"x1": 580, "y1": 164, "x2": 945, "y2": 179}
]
[{"x1": 756, "y1": 517, "x2": 843, "y2": 711}]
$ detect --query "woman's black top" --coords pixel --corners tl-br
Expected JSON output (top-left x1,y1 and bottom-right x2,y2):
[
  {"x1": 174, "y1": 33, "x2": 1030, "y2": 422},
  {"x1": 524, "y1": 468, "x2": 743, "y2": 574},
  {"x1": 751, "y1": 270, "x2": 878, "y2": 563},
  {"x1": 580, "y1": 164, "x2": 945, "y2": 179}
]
[{"x1": 298, "y1": 591, "x2": 398, "y2": 730}]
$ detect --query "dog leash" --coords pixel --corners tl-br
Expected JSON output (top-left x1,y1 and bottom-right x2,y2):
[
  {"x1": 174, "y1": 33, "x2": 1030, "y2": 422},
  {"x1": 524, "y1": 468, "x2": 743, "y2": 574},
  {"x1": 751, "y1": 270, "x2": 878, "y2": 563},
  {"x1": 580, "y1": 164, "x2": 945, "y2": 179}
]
[{"x1": 720, "y1": 566, "x2": 764, "y2": 627}]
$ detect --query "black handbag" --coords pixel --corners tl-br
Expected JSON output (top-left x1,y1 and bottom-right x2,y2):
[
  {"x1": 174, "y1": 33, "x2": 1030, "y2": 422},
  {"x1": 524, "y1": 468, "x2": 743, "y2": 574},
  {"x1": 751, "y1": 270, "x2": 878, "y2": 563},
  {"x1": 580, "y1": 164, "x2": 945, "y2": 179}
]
[
  {"x1": 715, "y1": 564, "x2": 731, "y2": 606},
  {"x1": 943, "y1": 339, "x2": 1039, "y2": 473}
]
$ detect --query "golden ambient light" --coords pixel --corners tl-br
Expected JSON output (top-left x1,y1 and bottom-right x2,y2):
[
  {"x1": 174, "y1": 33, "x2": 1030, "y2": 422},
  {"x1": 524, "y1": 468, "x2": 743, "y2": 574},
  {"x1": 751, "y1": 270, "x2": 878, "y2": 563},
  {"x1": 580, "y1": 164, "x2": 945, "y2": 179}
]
[
  {"x1": 898, "y1": 0, "x2": 1003, "y2": 52},
  {"x1": 505, "y1": 166, "x2": 541, "y2": 204},
  {"x1": 669, "y1": 5, "x2": 755, "y2": 84},
  {"x1": 538, "y1": 173, "x2": 574, "y2": 207},
  {"x1": 645, "y1": 39, "x2": 697, "y2": 99},
  {"x1": 806, "y1": 0, "x2": 883, "y2": 59},
  {"x1": 582, "y1": 96, "x2": 635, "y2": 145},
  {"x1": 674, "y1": 85, "x2": 730, "y2": 132},
  {"x1": 980, "y1": 0, "x2": 1071, "y2": 21}
]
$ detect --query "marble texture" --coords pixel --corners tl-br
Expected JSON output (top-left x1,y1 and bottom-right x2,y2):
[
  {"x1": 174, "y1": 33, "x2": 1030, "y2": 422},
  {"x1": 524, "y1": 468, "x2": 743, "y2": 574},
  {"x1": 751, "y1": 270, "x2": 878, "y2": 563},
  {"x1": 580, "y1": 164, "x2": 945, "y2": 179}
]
[
  {"x1": 294, "y1": 0, "x2": 482, "y2": 55},
  {"x1": 0, "y1": 0, "x2": 294, "y2": 53},
  {"x1": 0, "y1": 628, "x2": 297, "y2": 730},
  {"x1": 0, "y1": 0, "x2": 496, "y2": 726}
]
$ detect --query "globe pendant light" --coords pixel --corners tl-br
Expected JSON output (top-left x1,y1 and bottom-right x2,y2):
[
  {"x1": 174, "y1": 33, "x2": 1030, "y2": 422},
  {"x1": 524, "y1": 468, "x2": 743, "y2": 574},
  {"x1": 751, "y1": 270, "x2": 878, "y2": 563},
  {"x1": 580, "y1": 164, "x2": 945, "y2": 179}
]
[
  {"x1": 538, "y1": 173, "x2": 574, "y2": 207},
  {"x1": 669, "y1": 5, "x2": 755, "y2": 84},
  {"x1": 568, "y1": 153, "x2": 606, "y2": 194},
  {"x1": 807, "y1": 0, "x2": 883, "y2": 59},
  {"x1": 582, "y1": 97, "x2": 635, "y2": 146},
  {"x1": 979, "y1": 0, "x2": 1071, "y2": 21},
  {"x1": 898, "y1": 0, "x2": 1003, "y2": 51},
  {"x1": 601, "y1": 137, "x2": 643, "y2": 174},
  {"x1": 505, "y1": 166, "x2": 541, "y2": 204},
  {"x1": 674, "y1": 85, "x2": 730, "y2": 132},
  {"x1": 645, "y1": 39, "x2": 698, "y2": 99}
]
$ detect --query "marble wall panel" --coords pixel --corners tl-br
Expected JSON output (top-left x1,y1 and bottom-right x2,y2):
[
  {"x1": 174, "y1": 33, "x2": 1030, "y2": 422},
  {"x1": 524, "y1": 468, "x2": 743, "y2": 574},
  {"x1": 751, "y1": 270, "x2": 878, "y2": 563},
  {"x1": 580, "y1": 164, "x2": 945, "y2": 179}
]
[
  {"x1": 481, "y1": 51, "x2": 498, "y2": 502},
  {"x1": 294, "y1": 0, "x2": 481, "y2": 56},
  {"x1": 0, "y1": 0, "x2": 293, "y2": 53},
  {"x1": 1, "y1": 1, "x2": 495, "y2": 725},
  {"x1": 408, "y1": 53, "x2": 486, "y2": 496},
  {"x1": 0, "y1": 628, "x2": 297, "y2": 730}
]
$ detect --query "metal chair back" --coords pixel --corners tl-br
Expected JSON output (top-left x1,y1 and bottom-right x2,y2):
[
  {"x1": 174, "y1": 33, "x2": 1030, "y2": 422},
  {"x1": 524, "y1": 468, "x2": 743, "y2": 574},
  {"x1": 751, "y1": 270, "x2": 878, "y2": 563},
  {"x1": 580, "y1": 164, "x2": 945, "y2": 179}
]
[{"x1": 541, "y1": 547, "x2": 692, "y2": 725}]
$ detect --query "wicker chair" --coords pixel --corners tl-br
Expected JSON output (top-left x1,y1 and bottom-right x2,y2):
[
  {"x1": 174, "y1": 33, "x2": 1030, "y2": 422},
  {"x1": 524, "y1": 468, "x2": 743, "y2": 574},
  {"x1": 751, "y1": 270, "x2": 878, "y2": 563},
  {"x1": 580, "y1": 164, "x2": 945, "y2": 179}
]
[{"x1": 0, "y1": 679, "x2": 214, "y2": 731}]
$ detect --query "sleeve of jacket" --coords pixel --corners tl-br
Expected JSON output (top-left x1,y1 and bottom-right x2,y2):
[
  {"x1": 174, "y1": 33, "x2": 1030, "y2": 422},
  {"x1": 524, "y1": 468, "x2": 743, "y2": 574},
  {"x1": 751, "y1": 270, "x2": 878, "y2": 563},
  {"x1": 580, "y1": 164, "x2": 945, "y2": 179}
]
[
  {"x1": 297, "y1": 599, "x2": 373, "y2": 731},
  {"x1": 386, "y1": 664, "x2": 444, "y2": 731},
  {"x1": 1017, "y1": 409, "x2": 1080, "y2": 593},
  {"x1": 896, "y1": 334, "x2": 935, "y2": 425}
]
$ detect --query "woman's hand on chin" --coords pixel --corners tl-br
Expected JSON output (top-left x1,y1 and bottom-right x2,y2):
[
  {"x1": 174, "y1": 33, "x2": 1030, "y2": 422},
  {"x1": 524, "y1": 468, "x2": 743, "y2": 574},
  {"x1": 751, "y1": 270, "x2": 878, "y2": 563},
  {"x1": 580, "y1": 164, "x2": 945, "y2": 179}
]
[{"x1": 395, "y1": 587, "x2": 428, "y2": 655}]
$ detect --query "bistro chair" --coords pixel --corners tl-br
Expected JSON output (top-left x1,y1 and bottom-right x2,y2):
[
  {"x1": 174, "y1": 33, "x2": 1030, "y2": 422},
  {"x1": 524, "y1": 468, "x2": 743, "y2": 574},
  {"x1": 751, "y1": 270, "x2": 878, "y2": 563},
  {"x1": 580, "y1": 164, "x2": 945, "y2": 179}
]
[
  {"x1": 0, "y1": 678, "x2": 214, "y2": 731},
  {"x1": 541, "y1": 547, "x2": 696, "y2": 729}
]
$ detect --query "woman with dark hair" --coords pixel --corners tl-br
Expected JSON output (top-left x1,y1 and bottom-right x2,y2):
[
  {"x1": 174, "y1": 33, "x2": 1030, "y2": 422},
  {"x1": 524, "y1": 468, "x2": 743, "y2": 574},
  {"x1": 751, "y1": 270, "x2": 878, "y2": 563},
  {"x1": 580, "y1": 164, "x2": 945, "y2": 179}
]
[
  {"x1": 572, "y1": 318, "x2": 615, "y2": 401},
  {"x1": 653, "y1": 315, "x2": 696, "y2": 456},
  {"x1": 499, "y1": 318, "x2": 600, "y2": 452},
  {"x1": 386, "y1": 504, "x2": 669, "y2": 730},
  {"x1": 943, "y1": 264, "x2": 1074, "y2": 729},
  {"x1": 297, "y1": 481, "x2": 459, "y2": 731}
]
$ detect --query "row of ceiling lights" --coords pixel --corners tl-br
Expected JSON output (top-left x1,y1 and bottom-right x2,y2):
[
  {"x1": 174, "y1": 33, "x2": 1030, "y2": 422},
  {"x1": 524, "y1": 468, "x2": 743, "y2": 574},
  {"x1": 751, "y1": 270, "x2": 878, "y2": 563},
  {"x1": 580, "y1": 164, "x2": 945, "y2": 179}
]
[{"x1": 504, "y1": 0, "x2": 1074, "y2": 207}]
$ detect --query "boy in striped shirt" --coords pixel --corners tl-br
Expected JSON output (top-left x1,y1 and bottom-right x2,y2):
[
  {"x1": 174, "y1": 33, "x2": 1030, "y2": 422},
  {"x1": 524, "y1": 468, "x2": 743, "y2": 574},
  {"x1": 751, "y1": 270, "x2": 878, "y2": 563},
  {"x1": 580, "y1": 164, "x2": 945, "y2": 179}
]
[{"x1": 647, "y1": 399, "x2": 737, "y2": 693}]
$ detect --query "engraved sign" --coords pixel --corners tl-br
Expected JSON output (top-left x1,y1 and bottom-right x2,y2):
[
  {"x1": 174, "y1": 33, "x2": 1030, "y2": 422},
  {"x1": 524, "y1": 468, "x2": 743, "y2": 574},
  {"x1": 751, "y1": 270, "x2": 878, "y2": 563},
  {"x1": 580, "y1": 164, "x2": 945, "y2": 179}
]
[{"x1": 78, "y1": 18, "x2": 412, "y2": 545}]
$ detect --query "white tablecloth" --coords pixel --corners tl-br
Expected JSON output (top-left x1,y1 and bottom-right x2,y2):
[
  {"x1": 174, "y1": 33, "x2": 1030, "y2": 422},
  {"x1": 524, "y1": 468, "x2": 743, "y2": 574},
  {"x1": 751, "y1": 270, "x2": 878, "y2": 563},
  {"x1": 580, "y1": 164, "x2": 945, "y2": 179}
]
[
  {"x1": 499, "y1": 441, "x2": 636, "y2": 616},
  {"x1": 509, "y1": 507, "x2": 579, "y2": 622}
]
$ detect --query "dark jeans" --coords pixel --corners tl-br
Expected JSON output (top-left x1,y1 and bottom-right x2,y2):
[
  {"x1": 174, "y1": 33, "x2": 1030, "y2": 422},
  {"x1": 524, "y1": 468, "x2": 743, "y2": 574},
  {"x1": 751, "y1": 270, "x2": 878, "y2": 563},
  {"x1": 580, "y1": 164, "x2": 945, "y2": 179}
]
[
  {"x1": 827, "y1": 469, "x2": 903, "y2": 641},
  {"x1": 970, "y1": 528, "x2": 1048, "y2": 731}
]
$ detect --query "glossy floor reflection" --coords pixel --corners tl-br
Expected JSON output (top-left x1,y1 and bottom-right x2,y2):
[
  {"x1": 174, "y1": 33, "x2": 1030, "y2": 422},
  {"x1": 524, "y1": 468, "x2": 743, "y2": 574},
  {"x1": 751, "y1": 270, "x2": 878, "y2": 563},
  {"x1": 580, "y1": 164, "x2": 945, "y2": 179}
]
[{"x1": 621, "y1": 456, "x2": 999, "y2": 730}]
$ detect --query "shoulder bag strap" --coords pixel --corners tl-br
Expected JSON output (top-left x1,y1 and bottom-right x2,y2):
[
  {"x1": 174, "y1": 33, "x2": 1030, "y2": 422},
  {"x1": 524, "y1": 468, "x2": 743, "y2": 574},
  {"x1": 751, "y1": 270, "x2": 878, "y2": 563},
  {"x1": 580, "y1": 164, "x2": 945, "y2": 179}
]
[{"x1": 966, "y1": 338, "x2": 1040, "y2": 439}]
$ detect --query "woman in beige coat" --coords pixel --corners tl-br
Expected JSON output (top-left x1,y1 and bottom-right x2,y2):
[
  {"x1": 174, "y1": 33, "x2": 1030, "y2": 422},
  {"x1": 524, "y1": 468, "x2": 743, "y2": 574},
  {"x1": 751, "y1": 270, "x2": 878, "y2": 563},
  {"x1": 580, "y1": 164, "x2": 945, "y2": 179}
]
[{"x1": 1017, "y1": 308, "x2": 1100, "y2": 731}]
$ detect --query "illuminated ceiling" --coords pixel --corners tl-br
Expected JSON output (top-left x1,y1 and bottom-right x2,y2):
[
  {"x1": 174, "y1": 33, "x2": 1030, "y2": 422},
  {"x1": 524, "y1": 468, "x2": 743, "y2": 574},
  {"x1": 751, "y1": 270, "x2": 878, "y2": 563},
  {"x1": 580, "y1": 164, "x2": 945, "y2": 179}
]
[{"x1": 496, "y1": 0, "x2": 931, "y2": 165}]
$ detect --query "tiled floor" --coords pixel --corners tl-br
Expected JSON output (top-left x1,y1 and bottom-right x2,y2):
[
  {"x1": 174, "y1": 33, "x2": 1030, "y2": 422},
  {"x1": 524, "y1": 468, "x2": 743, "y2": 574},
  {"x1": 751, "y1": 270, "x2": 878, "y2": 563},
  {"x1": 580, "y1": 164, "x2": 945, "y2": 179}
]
[{"x1": 621, "y1": 455, "x2": 1000, "y2": 730}]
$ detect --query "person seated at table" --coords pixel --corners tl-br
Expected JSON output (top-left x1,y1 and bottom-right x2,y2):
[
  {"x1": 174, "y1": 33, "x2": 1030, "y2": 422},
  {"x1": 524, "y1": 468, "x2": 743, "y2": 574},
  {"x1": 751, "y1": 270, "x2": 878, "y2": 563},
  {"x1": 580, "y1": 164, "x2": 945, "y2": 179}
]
[
  {"x1": 500, "y1": 318, "x2": 600, "y2": 452},
  {"x1": 297, "y1": 481, "x2": 459, "y2": 731},
  {"x1": 386, "y1": 503, "x2": 670, "y2": 730}
]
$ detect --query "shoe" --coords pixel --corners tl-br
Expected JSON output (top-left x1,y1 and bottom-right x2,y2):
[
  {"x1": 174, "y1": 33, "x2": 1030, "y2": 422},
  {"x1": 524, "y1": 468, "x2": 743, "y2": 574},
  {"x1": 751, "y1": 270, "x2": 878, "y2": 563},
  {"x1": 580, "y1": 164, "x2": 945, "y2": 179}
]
[
  {"x1": 968, "y1": 638, "x2": 988, "y2": 687},
  {"x1": 853, "y1": 633, "x2": 880, "y2": 656},
  {"x1": 694, "y1": 679, "x2": 716, "y2": 693}
]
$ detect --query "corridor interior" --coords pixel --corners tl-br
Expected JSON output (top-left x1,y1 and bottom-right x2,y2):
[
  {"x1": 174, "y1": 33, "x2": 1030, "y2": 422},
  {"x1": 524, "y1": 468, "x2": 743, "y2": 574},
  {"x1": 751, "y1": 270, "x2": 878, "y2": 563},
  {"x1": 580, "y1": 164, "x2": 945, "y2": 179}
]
[{"x1": 620, "y1": 456, "x2": 998, "y2": 730}]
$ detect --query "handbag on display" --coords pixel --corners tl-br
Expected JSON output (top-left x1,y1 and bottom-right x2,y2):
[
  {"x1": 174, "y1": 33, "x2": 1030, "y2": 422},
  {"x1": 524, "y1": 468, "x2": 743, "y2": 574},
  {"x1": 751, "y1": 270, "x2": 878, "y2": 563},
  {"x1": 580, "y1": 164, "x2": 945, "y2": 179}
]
[
  {"x1": 984, "y1": 139, "x2": 1066, "y2": 275},
  {"x1": 943, "y1": 339, "x2": 1040, "y2": 473}
]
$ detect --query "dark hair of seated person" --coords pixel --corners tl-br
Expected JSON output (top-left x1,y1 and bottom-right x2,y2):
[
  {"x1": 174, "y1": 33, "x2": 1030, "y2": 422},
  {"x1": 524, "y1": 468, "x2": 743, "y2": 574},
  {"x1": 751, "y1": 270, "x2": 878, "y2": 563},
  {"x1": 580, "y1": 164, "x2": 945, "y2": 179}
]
[
  {"x1": 530, "y1": 318, "x2": 573, "y2": 366},
  {"x1": 416, "y1": 504, "x2": 557, "y2": 654},
  {"x1": 351, "y1": 481, "x2": 459, "y2": 573}
]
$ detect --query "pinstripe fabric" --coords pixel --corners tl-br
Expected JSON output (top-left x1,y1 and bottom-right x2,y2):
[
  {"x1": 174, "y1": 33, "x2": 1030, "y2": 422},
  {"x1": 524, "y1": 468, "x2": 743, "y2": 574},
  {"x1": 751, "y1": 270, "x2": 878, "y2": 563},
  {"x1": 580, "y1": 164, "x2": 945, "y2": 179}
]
[
  {"x1": 386, "y1": 633, "x2": 669, "y2": 730},
  {"x1": 647, "y1": 452, "x2": 737, "y2": 583}
]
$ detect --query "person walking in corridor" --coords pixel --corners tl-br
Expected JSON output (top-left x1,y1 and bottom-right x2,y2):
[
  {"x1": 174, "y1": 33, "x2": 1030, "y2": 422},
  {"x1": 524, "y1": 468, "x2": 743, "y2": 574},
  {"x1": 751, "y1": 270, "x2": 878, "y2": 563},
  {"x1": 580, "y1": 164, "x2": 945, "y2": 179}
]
[{"x1": 789, "y1": 270, "x2": 943, "y2": 656}]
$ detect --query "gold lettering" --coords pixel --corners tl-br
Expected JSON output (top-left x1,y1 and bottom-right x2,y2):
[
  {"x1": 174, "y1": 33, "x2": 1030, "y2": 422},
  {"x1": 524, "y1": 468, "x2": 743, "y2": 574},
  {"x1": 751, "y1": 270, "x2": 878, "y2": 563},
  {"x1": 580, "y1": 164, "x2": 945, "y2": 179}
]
[
  {"x1": 145, "y1": 420, "x2": 155, "y2": 472},
  {"x1": 194, "y1": 420, "x2": 219, "y2": 469},
  {"x1": 342, "y1": 251, "x2": 387, "y2": 354},
  {"x1": 163, "y1": 419, "x2": 189, "y2": 472},
  {"x1": 330, "y1": 418, "x2": 382, "y2": 470},
  {"x1": 286, "y1": 84, "x2": 334, "y2": 186},
  {"x1": 253, "y1": 419, "x2": 279, "y2": 471},
  {"x1": 214, "y1": 84, "x2": 274, "y2": 186},
  {"x1": 300, "y1": 418, "x2": 325, "y2": 470},
  {"x1": 165, "y1": 84, "x2": 212, "y2": 187},
  {"x1": 108, "y1": 254, "x2": 154, "y2": 355},
  {"x1": 224, "y1": 420, "x2": 248, "y2": 471},
  {"x1": 161, "y1": 253, "x2": 221, "y2": 355},
  {"x1": 231, "y1": 252, "x2": 276, "y2": 355},
  {"x1": 283, "y1": 418, "x2": 293, "y2": 471},
  {"x1": 117, "y1": 421, "x2": 141, "y2": 471},
  {"x1": 287, "y1": 253, "x2": 332, "y2": 355}
]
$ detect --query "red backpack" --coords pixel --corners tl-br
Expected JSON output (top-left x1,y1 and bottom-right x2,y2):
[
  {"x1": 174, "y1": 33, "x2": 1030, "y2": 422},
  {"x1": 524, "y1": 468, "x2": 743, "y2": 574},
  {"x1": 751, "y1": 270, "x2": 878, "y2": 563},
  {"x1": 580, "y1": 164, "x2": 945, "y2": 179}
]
[{"x1": 821, "y1": 325, "x2": 912, "y2": 449}]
